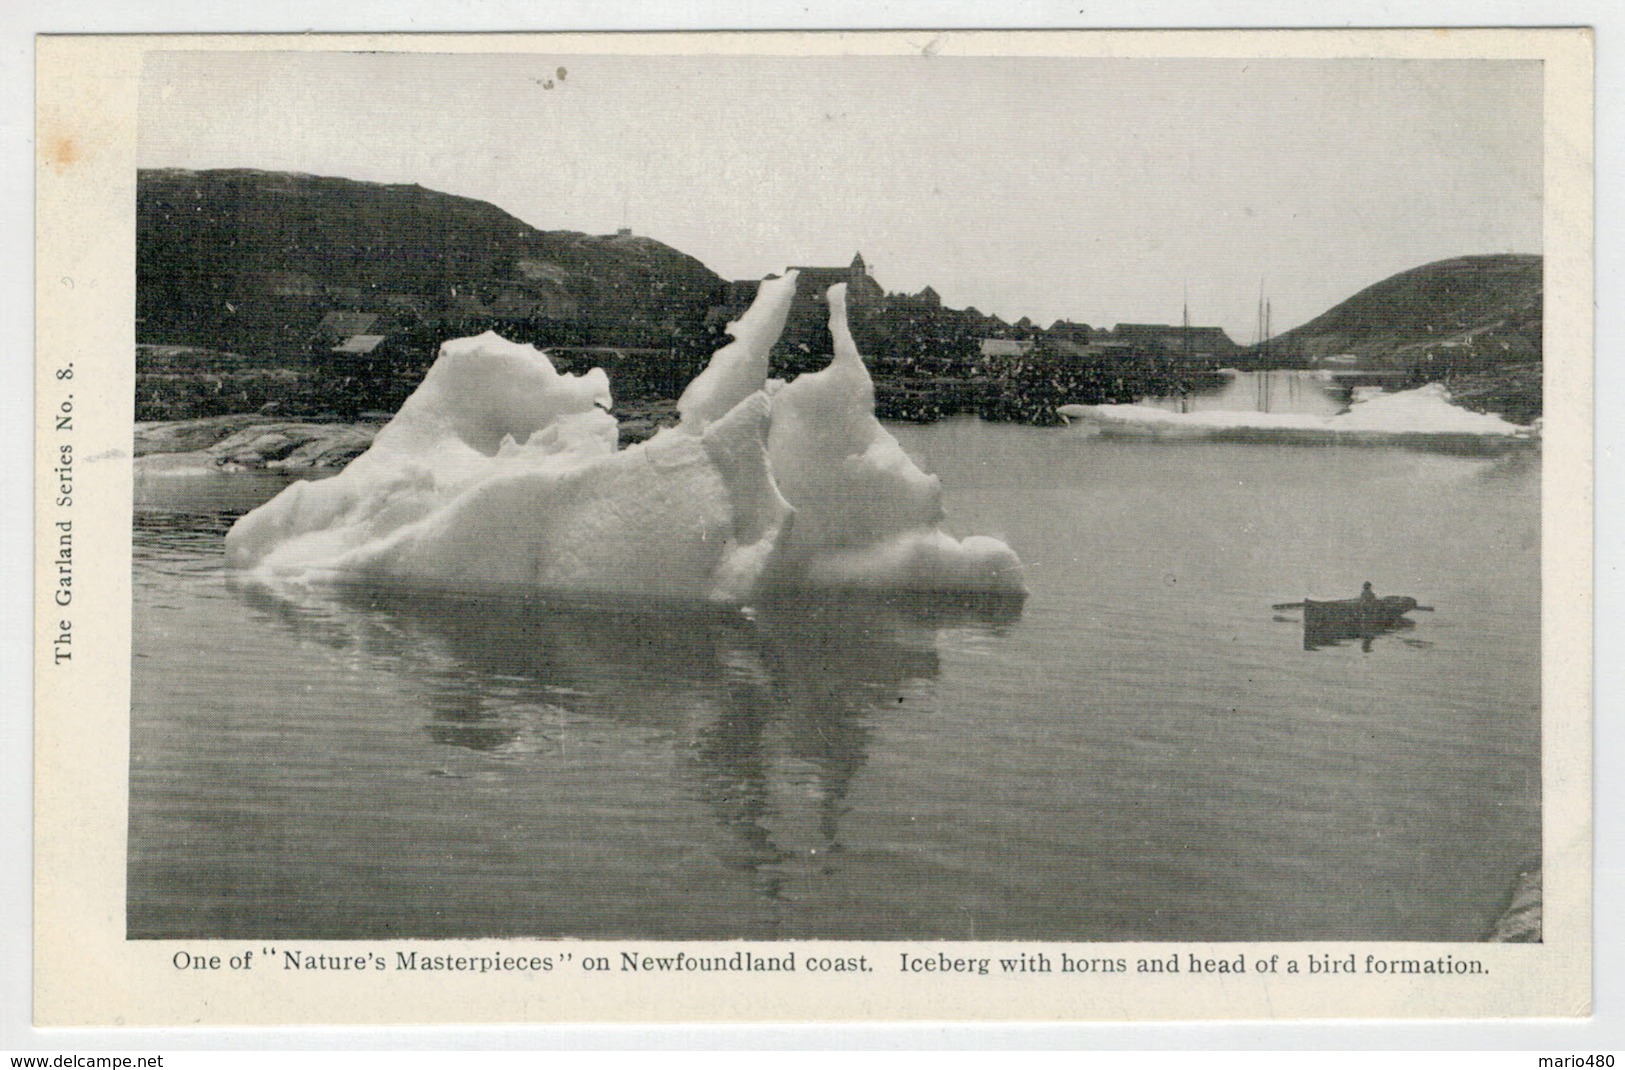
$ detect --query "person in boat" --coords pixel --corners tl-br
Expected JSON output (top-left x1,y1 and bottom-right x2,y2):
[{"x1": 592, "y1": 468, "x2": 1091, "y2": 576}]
[{"x1": 1360, "y1": 581, "x2": 1377, "y2": 603}]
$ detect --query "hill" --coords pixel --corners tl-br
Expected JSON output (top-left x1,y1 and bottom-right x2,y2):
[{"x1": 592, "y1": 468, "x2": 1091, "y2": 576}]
[
  {"x1": 1258, "y1": 254, "x2": 1542, "y2": 371},
  {"x1": 137, "y1": 168, "x2": 726, "y2": 360}
]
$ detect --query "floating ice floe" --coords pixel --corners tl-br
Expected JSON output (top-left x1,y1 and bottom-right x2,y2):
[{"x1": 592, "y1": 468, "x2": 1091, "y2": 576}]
[
  {"x1": 1056, "y1": 382, "x2": 1536, "y2": 449},
  {"x1": 226, "y1": 273, "x2": 1025, "y2": 605}
]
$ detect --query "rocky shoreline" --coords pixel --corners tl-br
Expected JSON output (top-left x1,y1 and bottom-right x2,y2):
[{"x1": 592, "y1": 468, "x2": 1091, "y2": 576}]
[
  {"x1": 1427, "y1": 362, "x2": 1542, "y2": 428},
  {"x1": 1485, "y1": 863, "x2": 1542, "y2": 942},
  {"x1": 136, "y1": 414, "x2": 379, "y2": 470},
  {"x1": 135, "y1": 401, "x2": 689, "y2": 472}
]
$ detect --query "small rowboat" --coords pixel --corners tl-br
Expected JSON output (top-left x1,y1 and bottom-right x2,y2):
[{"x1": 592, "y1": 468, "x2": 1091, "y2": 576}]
[
  {"x1": 1301, "y1": 595, "x2": 1421, "y2": 629},
  {"x1": 1272, "y1": 592, "x2": 1433, "y2": 651}
]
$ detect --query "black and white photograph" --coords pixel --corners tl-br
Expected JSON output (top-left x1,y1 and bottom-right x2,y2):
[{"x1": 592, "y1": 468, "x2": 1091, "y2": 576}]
[{"x1": 26, "y1": 27, "x2": 1594, "y2": 1027}]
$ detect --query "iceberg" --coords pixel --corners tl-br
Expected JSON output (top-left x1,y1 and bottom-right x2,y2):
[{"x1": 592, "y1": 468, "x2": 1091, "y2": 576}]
[
  {"x1": 763, "y1": 283, "x2": 1021, "y2": 591},
  {"x1": 226, "y1": 275, "x2": 1025, "y2": 605},
  {"x1": 1056, "y1": 382, "x2": 1536, "y2": 449}
]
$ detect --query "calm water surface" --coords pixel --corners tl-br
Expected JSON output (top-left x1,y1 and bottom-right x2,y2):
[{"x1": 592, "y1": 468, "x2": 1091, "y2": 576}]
[
  {"x1": 1137, "y1": 368, "x2": 1353, "y2": 416},
  {"x1": 130, "y1": 419, "x2": 1540, "y2": 941}
]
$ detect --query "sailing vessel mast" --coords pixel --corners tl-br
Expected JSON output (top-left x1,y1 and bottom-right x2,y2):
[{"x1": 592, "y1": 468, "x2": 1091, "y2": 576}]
[
  {"x1": 1180, "y1": 285, "x2": 1192, "y2": 412},
  {"x1": 1182, "y1": 283, "x2": 1191, "y2": 358},
  {"x1": 1255, "y1": 281, "x2": 1267, "y2": 354},
  {"x1": 1262, "y1": 297, "x2": 1273, "y2": 409},
  {"x1": 1254, "y1": 282, "x2": 1275, "y2": 410}
]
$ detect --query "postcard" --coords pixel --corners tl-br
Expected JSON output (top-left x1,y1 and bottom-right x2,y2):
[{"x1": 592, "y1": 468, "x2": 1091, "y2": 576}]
[{"x1": 33, "y1": 28, "x2": 1592, "y2": 1026}]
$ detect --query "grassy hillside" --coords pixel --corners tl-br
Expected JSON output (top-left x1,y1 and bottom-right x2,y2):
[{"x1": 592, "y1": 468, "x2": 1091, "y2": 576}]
[
  {"x1": 137, "y1": 168, "x2": 725, "y2": 359},
  {"x1": 1250, "y1": 254, "x2": 1543, "y2": 424},
  {"x1": 1261, "y1": 254, "x2": 1542, "y2": 370}
]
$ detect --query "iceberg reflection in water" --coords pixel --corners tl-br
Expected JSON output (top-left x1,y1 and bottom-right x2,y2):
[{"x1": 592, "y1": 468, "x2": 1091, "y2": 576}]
[
  {"x1": 130, "y1": 558, "x2": 1019, "y2": 937},
  {"x1": 231, "y1": 579, "x2": 1020, "y2": 764}
]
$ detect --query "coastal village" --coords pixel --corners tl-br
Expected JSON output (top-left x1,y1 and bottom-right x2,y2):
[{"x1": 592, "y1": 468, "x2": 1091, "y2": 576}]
[
  {"x1": 135, "y1": 169, "x2": 1543, "y2": 436},
  {"x1": 141, "y1": 238, "x2": 1249, "y2": 429}
]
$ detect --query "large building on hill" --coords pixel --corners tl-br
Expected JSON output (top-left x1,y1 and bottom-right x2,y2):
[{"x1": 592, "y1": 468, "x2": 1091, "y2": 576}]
[
  {"x1": 785, "y1": 252, "x2": 886, "y2": 307},
  {"x1": 723, "y1": 252, "x2": 885, "y2": 313},
  {"x1": 715, "y1": 253, "x2": 886, "y2": 361}
]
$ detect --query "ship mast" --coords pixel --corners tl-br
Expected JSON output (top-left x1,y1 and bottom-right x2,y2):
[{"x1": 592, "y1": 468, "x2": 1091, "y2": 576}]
[
  {"x1": 1256, "y1": 280, "x2": 1266, "y2": 352},
  {"x1": 1262, "y1": 297, "x2": 1274, "y2": 408},
  {"x1": 1182, "y1": 283, "x2": 1191, "y2": 360}
]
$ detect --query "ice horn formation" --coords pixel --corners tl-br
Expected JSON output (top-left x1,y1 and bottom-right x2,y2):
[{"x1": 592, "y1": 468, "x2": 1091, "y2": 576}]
[
  {"x1": 676, "y1": 270, "x2": 799, "y2": 433},
  {"x1": 226, "y1": 275, "x2": 1025, "y2": 605}
]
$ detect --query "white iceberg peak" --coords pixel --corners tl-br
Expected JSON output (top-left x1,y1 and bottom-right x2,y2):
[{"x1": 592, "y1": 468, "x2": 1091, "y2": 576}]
[
  {"x1": 676, "y1": 271, "x2": 798, "y2": 434},
  {"x1": 227, "y1": 272, "x2": 1025, "y2": 604}
]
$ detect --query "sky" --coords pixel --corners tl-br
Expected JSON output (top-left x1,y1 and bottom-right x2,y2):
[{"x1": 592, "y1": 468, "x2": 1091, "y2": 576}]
[{"x1": 137, "y1": 50, "x2": 1543, "y2": 340}]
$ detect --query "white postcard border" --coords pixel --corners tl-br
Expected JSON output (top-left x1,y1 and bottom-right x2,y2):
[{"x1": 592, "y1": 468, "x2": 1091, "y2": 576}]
[{"x1": 29, "y1": 27, "x2": 1595, "y2": 1031}]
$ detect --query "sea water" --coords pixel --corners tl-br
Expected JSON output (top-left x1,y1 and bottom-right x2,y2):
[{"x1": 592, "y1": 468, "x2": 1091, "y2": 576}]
[{"x1": 129, "y1": 420, "x2": 1540, "y2": 941}]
